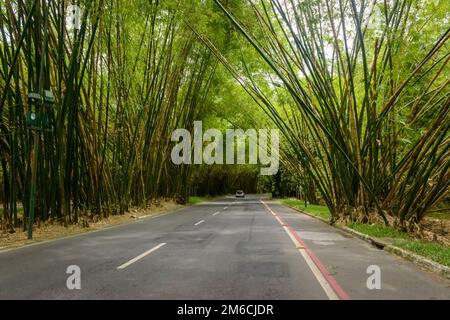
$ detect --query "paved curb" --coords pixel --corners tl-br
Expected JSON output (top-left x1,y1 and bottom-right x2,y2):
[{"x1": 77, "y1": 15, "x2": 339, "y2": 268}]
[
  {"x1": 285, "y1": 204, "x2": 450, "y2": 280},
  {"x1": 384, "y1": 245, "x2": 450, "y2": 280}
]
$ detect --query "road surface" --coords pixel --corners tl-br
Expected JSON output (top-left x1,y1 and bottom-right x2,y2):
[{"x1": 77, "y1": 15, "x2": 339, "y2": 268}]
[{"x1": 0, "y1": 195, "x2": 449, "y2": 299}]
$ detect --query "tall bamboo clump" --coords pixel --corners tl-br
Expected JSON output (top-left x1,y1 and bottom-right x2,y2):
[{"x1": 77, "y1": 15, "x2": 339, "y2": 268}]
[
  {"x1": 211, "y1": 0, "x2": 449, "y2": 230},
  {"x1": 0, "y1": 0, "x2": 216, "y2": 231}
]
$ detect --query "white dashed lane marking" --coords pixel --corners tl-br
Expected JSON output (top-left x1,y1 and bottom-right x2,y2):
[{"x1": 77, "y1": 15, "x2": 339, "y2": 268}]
[
  {"x1": 194, "y1": 220, "x2": 205, "y2": 226},
  {"x1": 117, "y1": 243, "x2": 166, "y2": 270}
]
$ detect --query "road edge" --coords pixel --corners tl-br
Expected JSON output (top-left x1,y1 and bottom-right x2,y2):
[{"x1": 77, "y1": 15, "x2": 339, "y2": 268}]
[
  {"x1": 282, "y1": 202, "x2": 450, "y2": 281},
  {"x1": 0, "y1": 204, "x2": 190, "y2": 254},
  {"x1": 0, "y1": 196, "x2": 229, "y2": 253}
]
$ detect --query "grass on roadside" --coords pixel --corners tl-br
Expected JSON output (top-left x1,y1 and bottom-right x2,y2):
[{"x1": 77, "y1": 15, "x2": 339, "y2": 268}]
[
  {"x1": 348, "y1": 222, "x2": 450, "y2": 267},
  {"x1": 282, "y1": 198, "x2": 450, "y2": 268},
  {"x1": 347, "y1": 222, "x2": 409, "y2": 239},
  {"x1": 395, "y1": 240, "x2": 450, "y2": 268},
  {"x1": 188, "y1": 196, "x2": 210, "y2": 205},
  {"x1": 281, "y1": 199, "x2": 331, "y2": 220}
]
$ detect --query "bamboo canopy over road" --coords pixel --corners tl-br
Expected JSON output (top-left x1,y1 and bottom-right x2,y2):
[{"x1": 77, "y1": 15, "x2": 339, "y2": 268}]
[
  {"x1": 0, "y1": 0, "x2": 216, "y2": 231},
  {"x1": 210, "y1": 0, "x2": 449, "y2": 230},
  {"x1": 0, "y1": 0, "x2": 449, "y2": 234}
]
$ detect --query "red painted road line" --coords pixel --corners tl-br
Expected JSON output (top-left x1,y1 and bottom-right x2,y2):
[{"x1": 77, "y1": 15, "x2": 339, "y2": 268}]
[
  {"x1": 262, "y1": 201, "x2": 351, "y2": 300},
  {"x1": 285, "y1": 224, "x2": 350, "y2": 300}
]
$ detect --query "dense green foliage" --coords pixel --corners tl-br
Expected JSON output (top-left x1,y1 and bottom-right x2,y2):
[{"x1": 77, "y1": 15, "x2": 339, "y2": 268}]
[
  {"x1": 0, "y1": 0, "x2": 223, "y2": 231},
  {"x1": 0, "y1": 0, "x2": 448, "y2": 235},
  {"x1": 209, "y1": 0, "x2": 449, "y2": 230}
]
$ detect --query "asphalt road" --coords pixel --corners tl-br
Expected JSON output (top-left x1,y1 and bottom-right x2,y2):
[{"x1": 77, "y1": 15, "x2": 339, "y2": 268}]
[{"x1": 0, "y1": 195, "x2": 449, "y2": 300}]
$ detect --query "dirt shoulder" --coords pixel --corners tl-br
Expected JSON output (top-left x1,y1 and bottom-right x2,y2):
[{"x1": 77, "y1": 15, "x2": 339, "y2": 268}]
[{"x1": 0, "y1": 200, "x2": 184, "y2": 251}]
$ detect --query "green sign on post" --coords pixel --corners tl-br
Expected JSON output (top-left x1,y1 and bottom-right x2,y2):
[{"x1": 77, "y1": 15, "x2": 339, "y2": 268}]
[
  {"x1": 26, "y1": 90, "x2": 54, "y2": 240},
  {"x1": 26, "y1": 91, "x2": 54, "y2": 129}
]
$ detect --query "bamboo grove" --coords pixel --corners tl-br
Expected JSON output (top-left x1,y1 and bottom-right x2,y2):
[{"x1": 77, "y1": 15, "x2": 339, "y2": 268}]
[
  {"x1": 1, "y1": 0, "x2": 449, "y2": 234},
  {"x1": 210, "y1": 0, "x2": 450, "y2": 230},
  {"x1": 0, "y1": 0, "x2": 217, "y2": 231}
]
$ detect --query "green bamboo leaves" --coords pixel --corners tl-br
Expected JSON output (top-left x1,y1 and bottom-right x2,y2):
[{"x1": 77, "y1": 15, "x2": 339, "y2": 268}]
[
  {"x1": 211, "y1": 0, "x2": 449, "y2": 229},
  {"x1": 0, "y1": 0, "x2": 217, "y2": 231}
]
